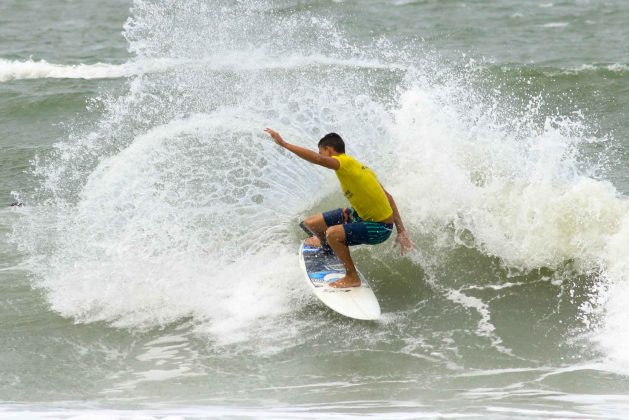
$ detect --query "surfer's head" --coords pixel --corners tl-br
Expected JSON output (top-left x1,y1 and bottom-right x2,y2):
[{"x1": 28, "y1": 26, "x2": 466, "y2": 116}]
[{"x1": 318, "y1": 133, "x2": 345, "y2": 156}]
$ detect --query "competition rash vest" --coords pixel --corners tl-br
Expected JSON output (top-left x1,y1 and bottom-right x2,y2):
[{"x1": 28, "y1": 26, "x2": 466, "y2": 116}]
[{"x1": 331, "y1": 154, "x2": 393, "y2": 222}]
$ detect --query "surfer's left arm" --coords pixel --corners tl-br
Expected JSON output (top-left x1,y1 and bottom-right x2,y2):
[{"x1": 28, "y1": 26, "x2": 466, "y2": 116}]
[{"x1": 381, "y1": 185, "x2": 415, "y2": 255}]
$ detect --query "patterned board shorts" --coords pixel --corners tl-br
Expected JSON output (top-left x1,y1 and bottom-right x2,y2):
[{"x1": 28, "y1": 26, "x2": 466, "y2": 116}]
[{"x1": 322, "y1": 208, "x2": 394, "y2": 246}]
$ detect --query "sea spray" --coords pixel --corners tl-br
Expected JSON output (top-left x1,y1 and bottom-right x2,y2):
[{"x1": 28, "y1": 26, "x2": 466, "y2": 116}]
[
  {"x1": 11, "y1": 1, "x2": 399, "y2": 343},
  {"x1": 390, "y1": 71, "x2": 628, "y2": 367}
]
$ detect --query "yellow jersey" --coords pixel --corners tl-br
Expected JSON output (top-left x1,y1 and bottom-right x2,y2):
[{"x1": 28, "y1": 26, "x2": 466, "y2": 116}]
[{"x1": 332, "y1": 154, "x2": 393, "y2": 222}]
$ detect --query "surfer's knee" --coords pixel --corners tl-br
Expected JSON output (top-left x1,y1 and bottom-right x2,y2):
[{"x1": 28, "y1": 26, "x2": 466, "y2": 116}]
[
  {"x1": 325, "y1": 225, "x2": 345, "y2": 243},
  {"x1": 303, "y1": 214, "x2": 324, "y2": 232},
  {"x1": 302, "y1": 216, "x2": 315, "y2": 231}
]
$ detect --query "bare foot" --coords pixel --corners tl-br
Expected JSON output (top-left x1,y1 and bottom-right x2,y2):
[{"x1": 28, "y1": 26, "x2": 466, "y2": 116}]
[
  {"x1": 328, "y1": 273, "x2": 361, "y2": 288},
  {"x1": 304, "y1": 237, "x2": 322, "y2": 247}
]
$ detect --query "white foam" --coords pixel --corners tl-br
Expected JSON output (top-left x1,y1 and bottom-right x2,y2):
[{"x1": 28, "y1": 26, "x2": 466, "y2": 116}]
[
  {"x1": 446, "y1": 289, "x2": 513, "y2": 354},
  {"x1": 35, "y1": 115, "x2": 321, "y2": 344},
  {"x1": 559, "y1": 63, "x2": 629, "y2": 74},
  {"x1": 391, "y1": 84, "x2": 628, "y2": 269},
  {"x1": 592, "y1": 215, "x2": 629, "y2": 372},
  {"x1": 606, "y1": 63, "x2": 629, "y2": 72},
  {"x1": 0, "y1": 404, "x2": 454, "y2": 420},
  {"x1": 389, "y1": 79, "x2": 629, "y2": 368},
  {"x1": 0, "y1": 58, "x2": 131, "y2": 82},
  {"x1": 542, "y1": 22, "x2": 569, "y2": 28},
  {"x1": 0, "y1": 53, "x2": 406, "y2": 83}
]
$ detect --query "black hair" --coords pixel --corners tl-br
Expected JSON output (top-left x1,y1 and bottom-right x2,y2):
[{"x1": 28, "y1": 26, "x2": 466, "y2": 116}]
[{"x1": 317, "y1": 132, "x2": 345, "y2": 154}]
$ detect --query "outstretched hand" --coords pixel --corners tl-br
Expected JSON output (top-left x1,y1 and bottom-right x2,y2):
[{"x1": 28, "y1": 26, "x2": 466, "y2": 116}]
[
  {"x1": 265, "y1": 128, "x2": 286, "y2": 147},
  {"x1": 395, "y1": 230, "x2": 415, "y2": 256}
]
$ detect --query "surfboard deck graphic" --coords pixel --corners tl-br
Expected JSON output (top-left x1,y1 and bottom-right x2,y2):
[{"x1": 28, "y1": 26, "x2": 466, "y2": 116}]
[{"x1": 298, "y1": 242, "x2": 381, "y2": 320}]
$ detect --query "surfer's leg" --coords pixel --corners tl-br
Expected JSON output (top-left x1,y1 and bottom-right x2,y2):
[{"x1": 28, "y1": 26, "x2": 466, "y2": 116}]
[
  {"x1": 302, "y1": 213, "x2": 328, "y2": 247},
  {"x1": 302, "y1": 208, "x2": 351, "y2": 250},
  {"x1": 325, "y1": 225, "x2": 360, "y2": 288}
]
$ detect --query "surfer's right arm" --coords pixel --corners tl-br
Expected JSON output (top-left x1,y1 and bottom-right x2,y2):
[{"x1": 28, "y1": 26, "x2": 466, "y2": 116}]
[
  {"x1": 381, "y1": 185, "x2": 415, "y2": 255},
  {"x1": 265, "y1": 128, "x2": 340, "y2": 170}
]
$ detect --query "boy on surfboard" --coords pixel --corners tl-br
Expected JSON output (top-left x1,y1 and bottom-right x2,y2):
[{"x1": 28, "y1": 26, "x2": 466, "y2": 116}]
[{"x1": 265, "y1": 128, "x2": 414, "y2": 288}]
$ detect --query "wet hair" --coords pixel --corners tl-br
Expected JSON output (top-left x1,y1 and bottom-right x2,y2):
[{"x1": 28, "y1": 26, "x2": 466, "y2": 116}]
[{"x1": 317, "y1": 132, "x2": 345, "y2": 154}]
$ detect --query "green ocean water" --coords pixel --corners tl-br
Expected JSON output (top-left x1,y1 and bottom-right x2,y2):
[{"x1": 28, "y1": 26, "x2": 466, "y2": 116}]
[{"x1": 1, "y1": 0, "x2": 628, "y2": 418}]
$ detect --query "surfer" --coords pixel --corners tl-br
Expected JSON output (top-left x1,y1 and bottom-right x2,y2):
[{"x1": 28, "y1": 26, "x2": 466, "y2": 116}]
[{"x1": 265, "y1": 128, "x2": 414, "y2": 288}]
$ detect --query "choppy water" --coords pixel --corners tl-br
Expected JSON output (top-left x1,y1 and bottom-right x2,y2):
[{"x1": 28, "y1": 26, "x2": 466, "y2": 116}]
[{"x1": 1, "y1": 0, "x2": 628, "y2": 418}]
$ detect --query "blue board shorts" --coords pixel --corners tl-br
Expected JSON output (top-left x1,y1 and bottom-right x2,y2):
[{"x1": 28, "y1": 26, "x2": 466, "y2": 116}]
[{"x1": 322, "y1": 208, "x2": 394, "y2": 246}]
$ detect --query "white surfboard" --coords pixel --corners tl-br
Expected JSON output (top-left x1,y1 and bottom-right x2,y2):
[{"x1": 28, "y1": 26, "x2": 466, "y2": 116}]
[{"x1": 299, "y1": 242, "x2": 381, "y2": 320}]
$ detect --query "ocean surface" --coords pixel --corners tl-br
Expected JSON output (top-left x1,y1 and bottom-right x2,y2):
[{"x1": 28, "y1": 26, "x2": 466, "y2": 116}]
[{"x1": 1, "y1": 0, "x2": 628, "y2": 418}]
